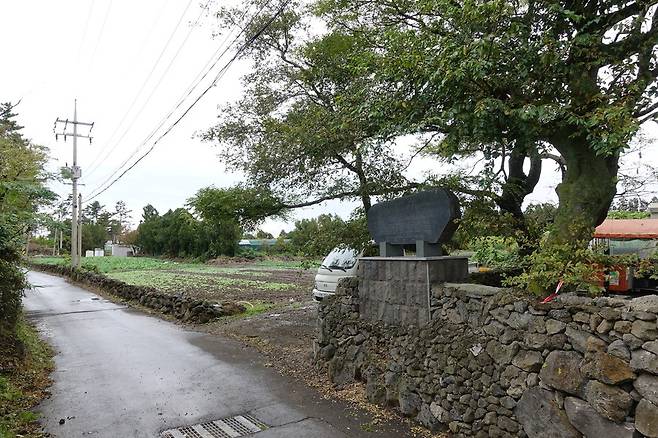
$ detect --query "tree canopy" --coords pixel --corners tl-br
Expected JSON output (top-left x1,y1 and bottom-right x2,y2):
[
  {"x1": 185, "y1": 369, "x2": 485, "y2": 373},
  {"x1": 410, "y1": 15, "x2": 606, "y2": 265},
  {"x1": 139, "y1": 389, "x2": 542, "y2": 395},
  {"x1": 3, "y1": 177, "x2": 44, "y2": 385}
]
[
  {"x1": 314, "y1": 0, "x2": 657, "y2": 243},
  {"x1": 211, "y1": 0, "x2": 657, "y2": 253},
  {"x1": 204, "y1": 2, "x2": 421, "y2": 213},
  {"x1": 0, "y1": 102, "x2": 53, "y2": 334}
]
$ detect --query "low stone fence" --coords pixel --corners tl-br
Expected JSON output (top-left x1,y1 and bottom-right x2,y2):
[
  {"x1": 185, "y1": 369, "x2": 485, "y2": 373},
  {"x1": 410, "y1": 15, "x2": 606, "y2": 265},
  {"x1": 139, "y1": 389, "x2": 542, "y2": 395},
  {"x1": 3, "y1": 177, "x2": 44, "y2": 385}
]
[
  {"x1": 30, "y1": 263, "x2": 243, "y2": 323},
  {"x1": 316, "y1": 278, "x2": 658, "y2": 437}
]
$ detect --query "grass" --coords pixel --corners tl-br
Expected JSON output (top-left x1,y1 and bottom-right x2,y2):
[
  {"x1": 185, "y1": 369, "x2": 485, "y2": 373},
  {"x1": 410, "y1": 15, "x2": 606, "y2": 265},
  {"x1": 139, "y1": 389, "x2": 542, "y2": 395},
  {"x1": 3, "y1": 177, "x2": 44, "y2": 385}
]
[
  {"x1": 240, "y1": 301, "x2": 275, "y2": 317},
  {"x1": 30, "y1": 256, "x2": 317, "y2": 274},
  {"x1": 106, "y1": 271, "x2": 294, "y2": 293},
  {"x1": 0, "y1": 319, "x2": 53, "y2": 438},
  {"x1": 31, "y1": 255, "x2": 315, "y2": 309},
  {"x1": 31, "y1": 256, "x2": 184, "y2": 273}
]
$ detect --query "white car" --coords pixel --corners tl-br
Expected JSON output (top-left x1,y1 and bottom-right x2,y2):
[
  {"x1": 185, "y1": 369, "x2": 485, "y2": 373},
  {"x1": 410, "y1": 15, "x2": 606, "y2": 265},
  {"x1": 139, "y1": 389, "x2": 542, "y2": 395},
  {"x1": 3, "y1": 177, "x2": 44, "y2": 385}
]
[{"x1": 312, "y1": 247, "x2": 360, "y2": 302}]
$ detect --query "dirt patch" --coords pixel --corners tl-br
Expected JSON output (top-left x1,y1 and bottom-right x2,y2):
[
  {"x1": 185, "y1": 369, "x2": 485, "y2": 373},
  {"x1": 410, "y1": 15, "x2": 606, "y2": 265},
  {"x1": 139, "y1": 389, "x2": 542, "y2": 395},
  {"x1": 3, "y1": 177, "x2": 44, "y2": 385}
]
[{"x1": 205, "y1": 303, "x2": 316, "y2": 352}]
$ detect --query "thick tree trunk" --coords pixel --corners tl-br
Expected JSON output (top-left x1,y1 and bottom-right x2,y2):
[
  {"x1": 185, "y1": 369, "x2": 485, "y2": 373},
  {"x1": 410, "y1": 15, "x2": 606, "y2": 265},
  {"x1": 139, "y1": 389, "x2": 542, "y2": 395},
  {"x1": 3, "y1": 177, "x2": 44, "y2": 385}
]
[
  {"x1": 550, "y1": 137, "x2": 619, "y2": 246},
  {"x1": 496, "y1": 143, "x2": 542, "y2": 224},
  {"x1": 496, "y1": 142, "x2": 542, "y2": 254}
]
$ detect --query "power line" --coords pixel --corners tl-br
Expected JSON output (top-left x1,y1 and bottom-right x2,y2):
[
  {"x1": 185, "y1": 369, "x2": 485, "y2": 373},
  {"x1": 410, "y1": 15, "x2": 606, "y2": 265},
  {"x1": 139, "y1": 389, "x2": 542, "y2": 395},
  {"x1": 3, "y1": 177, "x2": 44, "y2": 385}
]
[
  {"x1": 83, "y1": 0, "x2": 195, "y2": 177},
  {"x1": 132, "y1": 0, "x2": 173, "y2": 64},
  {"x1": 84, "y1": 0, "x2": 194, "y2": 176},
  {"x1": 86, "y1": 0, "x2": 210, "y2": 180},
  {"x1": 76, "y1": 0, "x2": 96, "y2": 62},
  {"x1": 84, "y1": 0, "x2": 264, "y2": 198},
  {"x1": 86, "y1": 1, "x2": 259, "y2": 192},
  {"x1": 84, "y1": 1, "x2": 288, "y2": 203},
  {"x1": 88, "y1": 0, "x2": 114, "y2": 66}
]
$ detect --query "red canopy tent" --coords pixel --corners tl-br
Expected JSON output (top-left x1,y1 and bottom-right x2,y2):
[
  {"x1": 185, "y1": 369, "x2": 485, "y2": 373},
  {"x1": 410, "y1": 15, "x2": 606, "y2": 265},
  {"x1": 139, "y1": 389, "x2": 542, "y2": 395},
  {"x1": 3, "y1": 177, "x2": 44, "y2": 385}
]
[{"x1": 594, "y1": 219, "x2": 658, "y2": 239}]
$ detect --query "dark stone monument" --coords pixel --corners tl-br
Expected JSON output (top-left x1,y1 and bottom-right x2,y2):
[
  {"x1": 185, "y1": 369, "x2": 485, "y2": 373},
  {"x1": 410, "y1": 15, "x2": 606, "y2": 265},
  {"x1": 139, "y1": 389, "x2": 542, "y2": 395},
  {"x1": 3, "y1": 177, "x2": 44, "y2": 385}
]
[
  {"x1": 367, "y1": 189, "x2": 460, "y2": 257},
  {"x1": 358, "y1": 189, "x2": 468, "y2": 326}
]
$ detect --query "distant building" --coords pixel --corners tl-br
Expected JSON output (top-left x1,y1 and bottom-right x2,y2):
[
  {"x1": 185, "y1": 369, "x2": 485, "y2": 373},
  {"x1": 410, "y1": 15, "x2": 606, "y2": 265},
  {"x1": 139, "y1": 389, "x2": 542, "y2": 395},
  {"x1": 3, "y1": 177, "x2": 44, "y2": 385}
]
[
  {"x1": 238, "y1": 239, "x2": 288, "y2": 251},
  {"x1": 104, "y1": 241, "x2": 134, "y2": 257},
  {"x1": 84, "y1": 248, "x2": 105, "y2": 258}
]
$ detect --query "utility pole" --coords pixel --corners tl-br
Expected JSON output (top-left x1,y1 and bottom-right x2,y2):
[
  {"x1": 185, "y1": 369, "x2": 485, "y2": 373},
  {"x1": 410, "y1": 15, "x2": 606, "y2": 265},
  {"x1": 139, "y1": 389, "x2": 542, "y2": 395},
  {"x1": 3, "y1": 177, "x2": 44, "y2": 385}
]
[
  {"x1": 77, "y1": 193, "x2": 83, "y2": 268},
  {"x1": 54, "y1": 100, "x2": 94, "y2": 268}
]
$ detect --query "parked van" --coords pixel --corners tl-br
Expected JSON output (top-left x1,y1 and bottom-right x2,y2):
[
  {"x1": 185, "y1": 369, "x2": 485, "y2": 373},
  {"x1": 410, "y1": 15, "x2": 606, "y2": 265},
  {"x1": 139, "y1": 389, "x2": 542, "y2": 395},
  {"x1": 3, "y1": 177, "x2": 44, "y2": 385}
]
[{"x1": 312, "y1": 247, "x2": 360, "y2": 301}]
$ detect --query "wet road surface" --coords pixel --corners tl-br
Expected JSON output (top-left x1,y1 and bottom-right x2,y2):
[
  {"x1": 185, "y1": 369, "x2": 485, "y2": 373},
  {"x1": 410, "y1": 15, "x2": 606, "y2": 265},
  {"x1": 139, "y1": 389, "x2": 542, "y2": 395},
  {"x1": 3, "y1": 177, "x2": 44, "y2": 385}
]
[{"x1": 24, "y1": 271, "x2": 408, "y2": 438}]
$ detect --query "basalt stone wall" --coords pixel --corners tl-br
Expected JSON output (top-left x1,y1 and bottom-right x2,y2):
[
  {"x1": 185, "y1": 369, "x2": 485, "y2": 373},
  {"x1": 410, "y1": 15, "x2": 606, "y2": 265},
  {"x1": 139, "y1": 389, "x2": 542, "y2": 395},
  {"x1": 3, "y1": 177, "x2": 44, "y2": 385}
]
[
  {"x1": 316, "y1": 278, "x2": 658, "y2": 437},
  {"x1": 30, "y1": 263, "x2": 243, "y2": 323}
]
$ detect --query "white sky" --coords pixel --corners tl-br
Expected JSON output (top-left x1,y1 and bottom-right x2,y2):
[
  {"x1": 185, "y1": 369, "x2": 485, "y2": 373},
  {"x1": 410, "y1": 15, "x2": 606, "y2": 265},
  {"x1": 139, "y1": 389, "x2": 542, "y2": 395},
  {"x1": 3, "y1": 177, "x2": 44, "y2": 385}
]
[{"x1": 1, "y1": 1, "x2": 657, "y2": 236}]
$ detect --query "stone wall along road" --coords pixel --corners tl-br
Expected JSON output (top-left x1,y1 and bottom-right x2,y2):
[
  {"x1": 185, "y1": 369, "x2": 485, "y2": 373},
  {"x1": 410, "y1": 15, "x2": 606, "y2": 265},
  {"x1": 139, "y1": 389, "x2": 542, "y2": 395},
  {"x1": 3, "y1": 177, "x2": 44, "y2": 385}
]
[{"x1": 316, "y1": 278, "x2": 658, "y2": 437}]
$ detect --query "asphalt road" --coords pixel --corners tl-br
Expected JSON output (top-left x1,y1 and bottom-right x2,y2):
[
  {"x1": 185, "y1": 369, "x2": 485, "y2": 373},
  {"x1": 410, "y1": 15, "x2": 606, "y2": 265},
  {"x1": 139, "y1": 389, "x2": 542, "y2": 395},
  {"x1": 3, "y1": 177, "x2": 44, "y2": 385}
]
[{"x1": 24, "y1": 271, "x2": 408, "y2": 438}]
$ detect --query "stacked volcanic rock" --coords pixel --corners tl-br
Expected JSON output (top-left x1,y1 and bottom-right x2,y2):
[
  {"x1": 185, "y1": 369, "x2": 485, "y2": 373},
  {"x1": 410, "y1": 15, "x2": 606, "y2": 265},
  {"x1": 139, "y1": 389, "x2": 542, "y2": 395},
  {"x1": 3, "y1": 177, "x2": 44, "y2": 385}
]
[{"x1": 316, "y1": 279, "x2": 658, "y2": 437}]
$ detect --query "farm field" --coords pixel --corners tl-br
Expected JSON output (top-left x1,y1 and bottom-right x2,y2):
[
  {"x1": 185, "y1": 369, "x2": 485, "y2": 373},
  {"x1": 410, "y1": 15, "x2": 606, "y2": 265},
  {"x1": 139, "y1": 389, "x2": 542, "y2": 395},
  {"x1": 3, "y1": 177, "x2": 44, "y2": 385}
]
[{"x1": 30, "y1": 256, "x2": 317, "y2": 307}]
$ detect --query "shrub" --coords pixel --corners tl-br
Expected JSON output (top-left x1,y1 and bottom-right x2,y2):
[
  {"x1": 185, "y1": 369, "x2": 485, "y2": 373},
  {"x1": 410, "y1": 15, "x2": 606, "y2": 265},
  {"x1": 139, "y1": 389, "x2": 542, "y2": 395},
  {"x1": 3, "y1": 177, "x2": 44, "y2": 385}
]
[
  {"x1": 503, "y1": 239, "x2": 648, "y2": 296},
  {"x1": 0, "y1": 259, "x2": 25, "y2": 334},
  {"x1": 0, "y1": 221, "x2": 27, "y2": 335},
  {"x1": 505, "y1": 243, "x2": 603, "y2": 295},
  {"x1": 471, "y1": 236, "x2": 521, "y2": 271}
]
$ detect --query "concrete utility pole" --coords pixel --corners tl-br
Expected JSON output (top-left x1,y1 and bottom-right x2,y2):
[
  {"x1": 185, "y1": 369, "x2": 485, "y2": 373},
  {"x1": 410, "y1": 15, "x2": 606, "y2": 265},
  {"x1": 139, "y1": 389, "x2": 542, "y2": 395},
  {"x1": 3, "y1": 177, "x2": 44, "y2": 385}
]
[
  {"x1": 78, "y1": 194, "x2": 83, "y2": 268},
  {"x1": 54, "y1": 100, "x2": 94, "y2": 268}
]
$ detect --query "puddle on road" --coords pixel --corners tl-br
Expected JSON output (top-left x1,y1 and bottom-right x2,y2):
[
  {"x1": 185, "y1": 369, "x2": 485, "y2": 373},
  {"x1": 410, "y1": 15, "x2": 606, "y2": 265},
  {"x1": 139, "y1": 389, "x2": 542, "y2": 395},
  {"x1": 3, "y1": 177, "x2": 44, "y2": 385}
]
[{"x1": 72, "y1": 297, "x2": 107, "y2": 303}]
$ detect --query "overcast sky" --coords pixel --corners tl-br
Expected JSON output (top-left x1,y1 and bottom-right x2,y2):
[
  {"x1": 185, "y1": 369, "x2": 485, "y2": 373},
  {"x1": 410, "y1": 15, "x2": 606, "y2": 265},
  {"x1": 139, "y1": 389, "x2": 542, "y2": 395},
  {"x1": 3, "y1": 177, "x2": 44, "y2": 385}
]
[{"x1": 1, "y1": 1, "x2": 657, "y2": 236}]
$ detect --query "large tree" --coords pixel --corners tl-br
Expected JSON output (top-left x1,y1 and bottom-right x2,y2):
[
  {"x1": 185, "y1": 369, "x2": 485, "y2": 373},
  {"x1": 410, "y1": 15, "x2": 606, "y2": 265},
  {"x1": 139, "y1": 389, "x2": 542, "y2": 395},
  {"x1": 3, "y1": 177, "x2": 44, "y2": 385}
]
[
  {"x1": 318, "y1": 0, "x2": 658, "y2": 244},
  {"x1": 204, "y1": 3, "x2": 419, "y2": 213}
]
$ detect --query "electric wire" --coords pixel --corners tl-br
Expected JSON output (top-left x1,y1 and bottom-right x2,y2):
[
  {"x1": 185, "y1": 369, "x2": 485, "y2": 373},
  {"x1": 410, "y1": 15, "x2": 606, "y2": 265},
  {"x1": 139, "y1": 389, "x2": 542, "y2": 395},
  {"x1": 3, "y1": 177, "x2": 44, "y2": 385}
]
[
  {"x1": 83, "y1": 1, "x2": 288, "y2": 203},
  {"x1": 84, "y1": 24, "x2": 254, "y2": 201},
  {"x1": 84, "y1": 0, "x2": 209, "y2": 181},
  {"x1": 76, "y1": 0, "x2": 96, "y2": 62},
  {"x1": 84, "y1": 0, "x2": 194, "y2": 176},
  {"x1": 88, "y1": 0, "x2": 114, "y2": 66},
  {"x1": 84, "y1": 0, "x2": 264, "y2": 199},
  {"x1": 146, "y1": 4, "x2": 256, "y2": 144},
  {"x1": 86, "y1": 0, "x2": 258, "y2": 192},
  {"x1": 83, "y1": 0, "x2": 195, "y2": 177}
]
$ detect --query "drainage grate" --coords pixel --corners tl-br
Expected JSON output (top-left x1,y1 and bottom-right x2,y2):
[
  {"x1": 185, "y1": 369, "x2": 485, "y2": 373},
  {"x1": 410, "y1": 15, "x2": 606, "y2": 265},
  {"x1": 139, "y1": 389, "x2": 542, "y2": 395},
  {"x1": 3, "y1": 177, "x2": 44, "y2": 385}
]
[{"x1": 161, "y1": 414, "x2": 268, "y2": 438}]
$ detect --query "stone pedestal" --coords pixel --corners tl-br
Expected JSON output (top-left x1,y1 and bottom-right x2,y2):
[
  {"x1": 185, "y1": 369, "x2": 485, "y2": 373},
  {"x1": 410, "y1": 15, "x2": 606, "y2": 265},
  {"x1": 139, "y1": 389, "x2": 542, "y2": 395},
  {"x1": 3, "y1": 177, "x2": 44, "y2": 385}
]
[{"x1": 358, "y1": 256, "x2": 468, "y2": 326}]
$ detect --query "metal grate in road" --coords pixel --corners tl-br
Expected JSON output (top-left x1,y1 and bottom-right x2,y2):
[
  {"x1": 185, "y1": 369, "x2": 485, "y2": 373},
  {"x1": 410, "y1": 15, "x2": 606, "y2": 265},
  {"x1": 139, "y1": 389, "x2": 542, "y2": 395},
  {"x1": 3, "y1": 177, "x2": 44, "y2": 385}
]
[{"x1": 161, "y1": 414, "x2": 268, "y2": 438}]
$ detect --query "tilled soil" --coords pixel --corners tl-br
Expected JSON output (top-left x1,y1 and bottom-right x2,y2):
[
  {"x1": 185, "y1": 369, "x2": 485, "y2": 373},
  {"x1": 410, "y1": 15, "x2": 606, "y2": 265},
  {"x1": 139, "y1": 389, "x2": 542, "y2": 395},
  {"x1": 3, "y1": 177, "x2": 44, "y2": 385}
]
[
  {"x1": 171, "y1": 268, "x2": 313, "y2": 303},
  {"x1": 110, "y1": 265, "x2": 316, "y2": 304}
]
